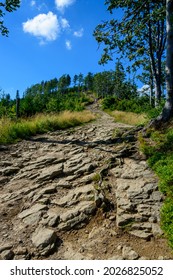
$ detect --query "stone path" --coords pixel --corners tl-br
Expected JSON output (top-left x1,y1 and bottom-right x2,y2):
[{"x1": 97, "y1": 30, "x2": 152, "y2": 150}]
[{"x1": 0, "y1": 104, "x2": 173, "y2": 260}]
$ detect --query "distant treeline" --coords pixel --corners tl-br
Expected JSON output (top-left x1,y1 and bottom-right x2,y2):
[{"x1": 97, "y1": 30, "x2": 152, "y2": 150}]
[{"x1": 0, "y1": 61, "x2": 162, "y2": 118}]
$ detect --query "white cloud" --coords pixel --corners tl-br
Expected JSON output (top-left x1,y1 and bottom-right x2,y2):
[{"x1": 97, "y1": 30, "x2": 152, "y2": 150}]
[
  {"x1": 55, "y1": 0, "x2": 76, "y2": 11},
  {"x1": 138, "y1": 84, "x2": 150, "y2": 96},
  {"x1": 60, "y1": 18, "x2": 70, "y2": 29},
  {"x1": 73, "y1": 28, "x2": 84, "y2": 37},
  {"x1": 23, "y1": 12, "x2": 60, "y2": 43},
  {"x1": 65, "y1": 40, "x2": 72, "y2": 50},
  {"x1": 30, "y1": 0, "x2": 36, "y2": 7}
]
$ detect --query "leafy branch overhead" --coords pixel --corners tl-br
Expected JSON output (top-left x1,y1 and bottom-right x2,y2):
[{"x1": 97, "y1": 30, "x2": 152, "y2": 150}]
[
  {"x1": 94, "y1": 0, "x2": 166, "y2": 108},
  {"x1": 0, "y1": 0, "x2": 20, "y2": 36}
]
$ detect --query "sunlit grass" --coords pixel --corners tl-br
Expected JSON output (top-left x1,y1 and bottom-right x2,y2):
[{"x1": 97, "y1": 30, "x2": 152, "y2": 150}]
[
  {"x1": 0, "y1": 110, "x2": 96, "y2": 144},
  {"x1": 108, "y1": 110, "x2": 148, "y2": 126}
]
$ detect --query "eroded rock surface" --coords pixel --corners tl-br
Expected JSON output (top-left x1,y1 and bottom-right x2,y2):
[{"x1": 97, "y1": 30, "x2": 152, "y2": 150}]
[{"x1": 0, "y1": 104, "x2": 172, "y2": 260}]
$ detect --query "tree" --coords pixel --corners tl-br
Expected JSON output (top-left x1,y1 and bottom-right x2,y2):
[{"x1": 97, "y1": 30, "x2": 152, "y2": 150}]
[
  {"x1": 0, "y1": 0, "x2": 20, "y2": 36},
  {"x1": 73, "y1": 74, "x2": 78, "y2": 88},
  {"x1": 16, "y1": 89, "x2": 20, "y2": 118},
  {"x1": 78, "y1": 73, "x2": 84, "y2": 92},
  {"x1": 113, "y1": 61, "x2": 126, "y2": 98},
  {"x1": 58, "y1": 74, "x2": 71, "y2": 94},
  {"x1": 156, "y1": 0, "x2": 173, "y2": 122},
  {"x1": 93, "y1": 0, "x2": 166, "y2": 107},
  {"x1": 93, "y1": 71, "x2": 114, "y2": 98},
  {"x1": 84, "y1": 72, "x2": 94, "y2": 91},
  {"x1": 0, "y1": 90, "x2": 11, "y2": 116}
]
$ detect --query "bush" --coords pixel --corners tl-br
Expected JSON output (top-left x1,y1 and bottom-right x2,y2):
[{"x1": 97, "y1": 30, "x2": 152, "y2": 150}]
[
  {"x1": 102, "y1": 96, "x2": 164, "y2": 119},
  {"x1": 102, "y1": 96, "x2": 119, "y2": 110},
  {"x1": 140, "y1": 128, "x2": 173, "y2": 248},
  {"x1": 161, "y1": 198, "x2": 173, "y2": 248}
]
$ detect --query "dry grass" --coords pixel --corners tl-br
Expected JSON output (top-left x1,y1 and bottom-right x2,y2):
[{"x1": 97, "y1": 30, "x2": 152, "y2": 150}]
[
  {"x1": 0, "y1": 110, "x2": 96, "y2": 144},
  {"x1": 109, "y1": 110, "x2": 148, "y2": 126}
]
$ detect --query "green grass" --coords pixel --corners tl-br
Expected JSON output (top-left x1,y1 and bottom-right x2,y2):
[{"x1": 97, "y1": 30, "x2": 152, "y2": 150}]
[
  {"x1": 0, "y1": 110, "x2": 96, "y2": 144},
  {"x1": 107, "y1": 110, "x2": 148, "y2": 126},
  {"x1": 139, "y1": 124, "x2": 173, "y2": 249}
]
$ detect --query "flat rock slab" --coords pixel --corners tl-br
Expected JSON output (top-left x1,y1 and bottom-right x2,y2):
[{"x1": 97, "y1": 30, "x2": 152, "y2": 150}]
[
  {"x1": 18, "y1": 204, "x2": 48, "y2": 219},
  {"x1": 36, "y1": 164, "x2": 63, "y2": 182},
  {"x1": 31, "y1": 227, "x2": 57, "y2": 256},
  {"x1": 1, "y1": 167, "x2": 20, "y2": 176},
  {"x1": 129, "y1": 230, "x2": 153, "y2": 240},
  {"x1": 54, "y1": 184, "x2": 95, "y2": 207},
  {"x1": 58, "y1": 201, "x2": 96, "y2": 230}
]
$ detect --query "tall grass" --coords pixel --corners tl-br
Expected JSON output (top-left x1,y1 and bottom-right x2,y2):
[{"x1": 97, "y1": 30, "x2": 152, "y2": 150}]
[
  {"x1": 0, "y1": 111, "x2": 95, "y2": 144},
  {"x1": 108, "y1": 110, "x2": 148, "y2": 126}
]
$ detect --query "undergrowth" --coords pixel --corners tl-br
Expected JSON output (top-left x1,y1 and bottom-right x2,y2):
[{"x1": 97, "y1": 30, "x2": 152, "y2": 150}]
[
  {"x1": 0, "y1": 110, "x2": 95, "y2": 144},
  {"x1": 139, "y1": 125, "x2": 173, "y2": 249},
  {"x1": 107, "y1": 110, "x2": 148, "y2": 126}
]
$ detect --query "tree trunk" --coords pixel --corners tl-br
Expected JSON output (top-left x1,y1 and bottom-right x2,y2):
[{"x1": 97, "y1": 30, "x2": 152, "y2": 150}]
[
  {"x1": 147, "y1": 3, "x2": 162, "y2": 108},
  {"x1": 16, "y1": 90, "x2": 20, "y2": 119},
  {"x1": 159, "y1": 0, "x2": 173, "y2": 121},
  {"x1": 143, "y1": 0, "x2": 173, "y2": 130},
  {"x1": 149, "y1": 70, "x2": 154, "y2": 106},
  {"x1": 147, "y1": 0, "x2": 173, "y2": 127},
  {"x1": 154, "y1": 75, "x2": 162, "y2": 107}
]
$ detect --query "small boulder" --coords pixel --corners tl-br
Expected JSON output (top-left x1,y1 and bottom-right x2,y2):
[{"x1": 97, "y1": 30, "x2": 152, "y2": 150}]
[{"x1": 31, "y1": 227, "x2": 57, "y2": 256}]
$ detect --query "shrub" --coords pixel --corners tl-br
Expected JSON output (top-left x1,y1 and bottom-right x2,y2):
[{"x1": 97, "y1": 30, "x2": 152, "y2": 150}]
[{"x1": 139, "y1": 128, "x2": 173, "y2": 248}]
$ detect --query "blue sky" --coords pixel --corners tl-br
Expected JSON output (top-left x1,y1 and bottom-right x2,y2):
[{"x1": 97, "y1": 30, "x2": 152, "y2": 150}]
[{"x1": 0, "y1": 0, "x2": 117, "y2": 99}]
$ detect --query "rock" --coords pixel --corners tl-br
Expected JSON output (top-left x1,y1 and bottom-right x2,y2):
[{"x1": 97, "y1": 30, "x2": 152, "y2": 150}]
[
  {"x1": 0, "y1": 244, "x2": 13, "y2": 253},
  {"x1": 1, "y1": 166, "x2": 20, "y2": 176},
  {"x1": 74, "y1": 163, "x2": 96, "y2": 175},
  {"x1": 14, "y1": 247, "x2": 28, "y2": 255},
  {"x1": 54, "y1": 184, "x2": 95, "y2": 207},
  {"x1": 122, "y1": 245, "x2": 139, "y2": 260},
  {"x1": 1, "y1": 161, "x2": 13, "y2": 167},
  {"x1": 31, "y1": 227, "x2": 57, "y2": 256},
  {"x1": 23, "y1": 212, "x2": 42, "y2": 225},
  {"x1": 131, "y1": 222, "x2": 152, "y2": 231},
  {"x1": 0, "y1": 176, "x2": 8, "y2": 185},
  {"x1": 94, "y1": 191, "x2": 105, "y2": 208},
  {"x1": 88, "y1": 226, "x2": 106, "y2": 239},
  {"x1": 151, "y1": 191, "x2": 164, "y2": 202},
  {"x1": 0, "y1": 145, "x2": 8, "y2": 151},
  {"x1": 36, "y1": 163, "x2": 63, "y2": 182},
  {"x1": 32, "y1": 153, "x2": 65, "y2": 167},
  {"x1": 129, "y1": 230, "x2": 153, "y2": 240},
  {"x1": 109, "y1": 215, "x2": 116, "y2": 221},
  {"x1": 79, "y1": 173, "x2": 97, "y2": 184},
  {"x1": 152, "y1": 224, "x2": 163, "y2": 237},
  {"x1": 116, "y1": 210, "x2": 134, "y2": 227},
  {"x1": 42, "y1": 210, "x2": 60, "y2": 227},
  {"x1": 58, "y1": 201, "x2": 96, "y2": 230},
  {"x1": 0, "y1": 250, "x2": 14, "y2": 260},
  {"x1": 18, "y1": 203, "x2": 48, "y2": 219},
  {"x1": 57, "y1": 179, "x2": 72, "y2": 189},
  {"x1": 38, "y1": 185, "x2": 57, "y2": 196}
]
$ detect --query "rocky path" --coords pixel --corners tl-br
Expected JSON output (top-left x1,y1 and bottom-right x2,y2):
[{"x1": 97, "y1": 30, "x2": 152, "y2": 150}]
[{"x1": 0, "y1": 104, "x2": 173, "y2": 260}]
